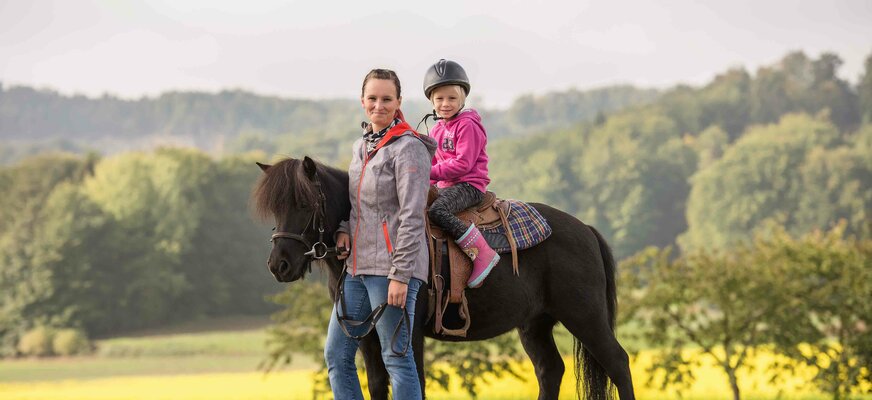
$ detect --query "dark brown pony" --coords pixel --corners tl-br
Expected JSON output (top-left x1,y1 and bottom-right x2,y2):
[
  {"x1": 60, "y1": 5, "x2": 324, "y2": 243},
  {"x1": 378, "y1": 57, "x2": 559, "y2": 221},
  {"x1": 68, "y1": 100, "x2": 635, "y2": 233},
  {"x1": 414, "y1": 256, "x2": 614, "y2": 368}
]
[{"x1": 253, "y1": 156, "x2": 635, "y2": 400}]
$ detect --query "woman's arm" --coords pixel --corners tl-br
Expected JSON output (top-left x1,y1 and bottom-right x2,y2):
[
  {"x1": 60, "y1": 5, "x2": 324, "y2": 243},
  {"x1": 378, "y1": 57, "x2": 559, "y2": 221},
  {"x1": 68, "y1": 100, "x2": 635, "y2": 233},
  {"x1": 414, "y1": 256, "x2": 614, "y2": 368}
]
[
  {"x1": 389, "y1": 137, "x2": 431, "y2": 284},
  {"x1": 335, "y1": 142, "x2": 360, "y2": 257}
]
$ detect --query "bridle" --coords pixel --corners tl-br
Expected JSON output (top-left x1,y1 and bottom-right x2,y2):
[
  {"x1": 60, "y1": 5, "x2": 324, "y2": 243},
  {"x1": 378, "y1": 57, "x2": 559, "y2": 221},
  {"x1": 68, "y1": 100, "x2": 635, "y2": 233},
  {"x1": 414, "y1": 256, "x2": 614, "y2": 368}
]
[
  {"x1": 268, "y1": 170, "x2": 410, "y2": 357},
  {"x1": 270, "y1": 175, "x2": 337, "y2": 261}
]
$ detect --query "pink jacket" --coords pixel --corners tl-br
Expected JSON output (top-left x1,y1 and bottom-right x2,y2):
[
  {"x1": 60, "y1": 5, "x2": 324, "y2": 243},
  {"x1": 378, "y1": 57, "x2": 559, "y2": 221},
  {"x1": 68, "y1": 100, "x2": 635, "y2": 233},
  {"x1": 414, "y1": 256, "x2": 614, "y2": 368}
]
[{"x1": 429, "y1": 109, "x2": 491, "y2": 192}]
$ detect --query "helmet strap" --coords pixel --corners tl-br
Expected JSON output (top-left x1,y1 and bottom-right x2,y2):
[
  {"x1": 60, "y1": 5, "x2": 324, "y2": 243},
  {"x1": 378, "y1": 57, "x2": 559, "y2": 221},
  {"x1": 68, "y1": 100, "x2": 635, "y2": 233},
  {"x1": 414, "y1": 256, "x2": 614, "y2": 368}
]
[
  {"x1": 416, "y1": 111, "x2": 437, "y2": 133},
  {"x1": 418, "y1": 100, "x2": 467, "y2": 133},
  {"x1": 430, "y1": 101, "x2": 466, "y2": 121}
]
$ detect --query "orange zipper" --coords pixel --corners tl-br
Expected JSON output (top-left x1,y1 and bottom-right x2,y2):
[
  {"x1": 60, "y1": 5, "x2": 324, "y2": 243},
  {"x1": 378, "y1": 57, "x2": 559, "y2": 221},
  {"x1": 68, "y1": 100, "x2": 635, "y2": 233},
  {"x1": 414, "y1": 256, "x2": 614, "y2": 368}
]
[{"x1": 382, "y1": 220, "x2": 393, "y2": 254}]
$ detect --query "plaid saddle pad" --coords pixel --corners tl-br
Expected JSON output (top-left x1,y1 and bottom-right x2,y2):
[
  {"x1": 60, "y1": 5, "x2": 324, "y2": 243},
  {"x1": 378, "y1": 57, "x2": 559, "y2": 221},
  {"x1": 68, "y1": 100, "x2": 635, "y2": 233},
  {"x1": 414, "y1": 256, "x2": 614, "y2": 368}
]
[{"x1": 480, "y1": 200, "x2": 552, "y2": 254}]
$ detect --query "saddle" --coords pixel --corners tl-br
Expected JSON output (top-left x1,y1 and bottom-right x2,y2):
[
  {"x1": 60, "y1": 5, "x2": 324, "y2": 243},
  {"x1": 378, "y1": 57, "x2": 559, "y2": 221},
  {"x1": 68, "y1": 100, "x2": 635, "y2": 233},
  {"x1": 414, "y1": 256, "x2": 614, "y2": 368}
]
[{"x1": 425, "y1": 187, "x2": 520, "y2": 337}]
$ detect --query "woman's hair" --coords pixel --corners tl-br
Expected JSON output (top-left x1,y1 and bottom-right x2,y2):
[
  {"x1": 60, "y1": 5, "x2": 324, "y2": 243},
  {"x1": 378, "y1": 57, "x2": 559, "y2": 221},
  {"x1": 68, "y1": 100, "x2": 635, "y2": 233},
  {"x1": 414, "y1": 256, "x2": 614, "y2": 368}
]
[
  {"x1": 429, "y1": 84, "x2": 466, "y2": 104},
  {"x1": 361, "y1": 69, "x2": 402, "y2": 98}
]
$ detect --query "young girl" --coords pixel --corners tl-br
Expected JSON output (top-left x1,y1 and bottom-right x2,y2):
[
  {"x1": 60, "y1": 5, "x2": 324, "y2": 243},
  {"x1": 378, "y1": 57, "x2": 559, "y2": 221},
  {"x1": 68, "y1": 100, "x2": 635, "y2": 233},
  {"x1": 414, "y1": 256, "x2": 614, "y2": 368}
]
[{"x1": 424, "y1": 59, "x2": 499, "y2": 288}]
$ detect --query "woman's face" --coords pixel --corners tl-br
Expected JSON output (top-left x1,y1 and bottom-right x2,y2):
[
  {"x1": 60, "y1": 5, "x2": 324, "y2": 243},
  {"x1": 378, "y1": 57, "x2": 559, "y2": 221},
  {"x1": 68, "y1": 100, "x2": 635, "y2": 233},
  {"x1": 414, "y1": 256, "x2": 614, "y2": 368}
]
[
  {"x1": 430, "y1": 85, "x2": 464, "y2": 119},
  {"x1": 361, "y1": 79, "x2": 402, "y2": 131}
]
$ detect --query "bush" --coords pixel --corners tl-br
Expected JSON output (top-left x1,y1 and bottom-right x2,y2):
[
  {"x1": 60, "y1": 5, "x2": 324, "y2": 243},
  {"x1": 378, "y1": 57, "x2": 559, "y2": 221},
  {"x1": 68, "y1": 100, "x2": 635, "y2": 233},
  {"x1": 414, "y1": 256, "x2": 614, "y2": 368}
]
[
  {"x1": 52, "y1": 329, "x2": 92, "y2": 356},
  {"x1": 17, "y1": 326, "x2": 54, "y2": 357}
]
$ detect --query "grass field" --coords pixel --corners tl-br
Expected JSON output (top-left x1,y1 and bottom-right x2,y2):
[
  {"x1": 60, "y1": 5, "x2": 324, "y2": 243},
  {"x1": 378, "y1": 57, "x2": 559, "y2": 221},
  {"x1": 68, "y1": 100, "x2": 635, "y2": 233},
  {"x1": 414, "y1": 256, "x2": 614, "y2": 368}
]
[{"x1": 0, "y1": 317, "x2": 868, "y2": 400}]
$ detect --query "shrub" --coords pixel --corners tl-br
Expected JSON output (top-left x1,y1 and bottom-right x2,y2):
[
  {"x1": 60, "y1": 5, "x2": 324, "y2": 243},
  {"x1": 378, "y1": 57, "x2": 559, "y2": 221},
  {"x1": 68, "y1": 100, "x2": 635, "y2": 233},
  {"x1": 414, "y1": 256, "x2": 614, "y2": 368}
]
[
  {"x1": 52, "y1": 328, "x2": 92, "y2": 356},
  {"x1": 17, "y1": 326, "x2": 54, "y2": 357}
]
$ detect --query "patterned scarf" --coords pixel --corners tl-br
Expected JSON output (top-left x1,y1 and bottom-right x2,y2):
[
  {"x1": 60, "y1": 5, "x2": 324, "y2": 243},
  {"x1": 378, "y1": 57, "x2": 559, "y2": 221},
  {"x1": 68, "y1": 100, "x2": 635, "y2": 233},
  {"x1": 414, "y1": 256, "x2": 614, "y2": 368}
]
[{"x1": 362, "y1": 117, "x2": 401, "y2": 153}]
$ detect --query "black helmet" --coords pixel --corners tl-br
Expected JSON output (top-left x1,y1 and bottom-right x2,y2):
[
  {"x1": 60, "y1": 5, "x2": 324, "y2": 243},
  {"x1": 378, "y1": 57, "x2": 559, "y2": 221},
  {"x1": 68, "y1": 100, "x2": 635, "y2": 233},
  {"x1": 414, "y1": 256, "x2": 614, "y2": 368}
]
[{"x1": 423, "y1": 59, "x2": 470, "y2": 99}]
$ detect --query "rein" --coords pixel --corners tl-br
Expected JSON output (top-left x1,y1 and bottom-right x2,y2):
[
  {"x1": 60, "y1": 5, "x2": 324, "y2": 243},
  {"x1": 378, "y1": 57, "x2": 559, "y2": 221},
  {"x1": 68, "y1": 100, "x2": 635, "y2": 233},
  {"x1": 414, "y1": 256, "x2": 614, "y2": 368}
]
[
  {"x1": 334, "y1": 268, "x2": 411, "y2": 358},
  {"x1": 270, "y1": 170, "x2": 411, "y2": 357}
]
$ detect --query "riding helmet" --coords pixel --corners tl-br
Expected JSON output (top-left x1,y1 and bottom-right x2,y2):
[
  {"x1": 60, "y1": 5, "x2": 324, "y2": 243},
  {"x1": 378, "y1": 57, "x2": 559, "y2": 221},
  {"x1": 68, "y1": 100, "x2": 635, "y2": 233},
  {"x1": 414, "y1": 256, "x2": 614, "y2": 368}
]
[{"x1": 423, "y1": 59, "x2": 470, "y2": 99}]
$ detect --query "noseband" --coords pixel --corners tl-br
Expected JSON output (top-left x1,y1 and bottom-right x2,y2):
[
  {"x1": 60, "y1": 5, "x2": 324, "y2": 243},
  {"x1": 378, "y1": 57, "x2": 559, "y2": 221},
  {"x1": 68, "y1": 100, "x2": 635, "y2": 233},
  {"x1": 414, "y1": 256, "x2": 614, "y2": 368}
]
[{"x1": 270, "y1": 175, "x2": 337, "y2": 261}]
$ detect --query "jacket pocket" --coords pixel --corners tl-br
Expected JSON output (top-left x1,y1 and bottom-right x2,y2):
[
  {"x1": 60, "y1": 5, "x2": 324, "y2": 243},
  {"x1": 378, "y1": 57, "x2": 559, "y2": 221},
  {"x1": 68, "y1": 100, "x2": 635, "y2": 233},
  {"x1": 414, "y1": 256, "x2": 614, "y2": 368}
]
[{"x1": 381, "y1": 219, "x2": 394, "y2": 255}]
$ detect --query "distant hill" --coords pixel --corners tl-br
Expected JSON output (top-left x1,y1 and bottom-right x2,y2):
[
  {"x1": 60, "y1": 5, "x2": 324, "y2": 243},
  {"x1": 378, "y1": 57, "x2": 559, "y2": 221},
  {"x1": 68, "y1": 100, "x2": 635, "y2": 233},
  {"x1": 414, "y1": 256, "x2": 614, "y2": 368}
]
[{"x1": 0, "y1": 82, "x2": 660, "y2": 164}]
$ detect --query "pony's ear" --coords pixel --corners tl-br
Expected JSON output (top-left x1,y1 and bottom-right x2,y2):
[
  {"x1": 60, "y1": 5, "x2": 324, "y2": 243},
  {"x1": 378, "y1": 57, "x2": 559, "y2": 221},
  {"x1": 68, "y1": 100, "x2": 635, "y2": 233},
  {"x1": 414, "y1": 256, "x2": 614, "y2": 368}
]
[
  {"x1": 256, "y1": 162, "x2": 271, "y2": 172},
  {"x1": 303, "y1": 156, "x2": 317, "y2": 180}
]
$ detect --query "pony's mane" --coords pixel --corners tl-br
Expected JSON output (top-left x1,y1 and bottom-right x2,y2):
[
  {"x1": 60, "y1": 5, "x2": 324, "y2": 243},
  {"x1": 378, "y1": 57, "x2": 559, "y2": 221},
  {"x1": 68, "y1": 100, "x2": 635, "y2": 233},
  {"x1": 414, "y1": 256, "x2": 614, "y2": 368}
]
[{"x1": 252, "y1": 158, "x2": 318, "y2": 220}]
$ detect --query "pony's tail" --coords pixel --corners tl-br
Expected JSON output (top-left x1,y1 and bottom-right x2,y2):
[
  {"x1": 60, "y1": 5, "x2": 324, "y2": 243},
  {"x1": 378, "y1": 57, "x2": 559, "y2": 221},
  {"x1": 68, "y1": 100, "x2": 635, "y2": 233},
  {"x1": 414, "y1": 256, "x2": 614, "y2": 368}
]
[
  {"x1": 573, "y1": 225, "x2": 617, "y2": 400},
  {"x1": 589, "y1": 225, "x2": 616, "y2": 329}
]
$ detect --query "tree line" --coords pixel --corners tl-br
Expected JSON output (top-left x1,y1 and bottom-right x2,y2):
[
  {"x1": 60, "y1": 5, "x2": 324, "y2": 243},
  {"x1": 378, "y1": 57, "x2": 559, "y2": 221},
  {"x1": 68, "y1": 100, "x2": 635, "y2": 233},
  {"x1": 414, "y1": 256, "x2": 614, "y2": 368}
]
[
  {"x1": 0, "y1": 80, "x2": 660, "y2": 166},
  {"x1": 0, "y1": 149, "x2": 283, "y2": 356}
]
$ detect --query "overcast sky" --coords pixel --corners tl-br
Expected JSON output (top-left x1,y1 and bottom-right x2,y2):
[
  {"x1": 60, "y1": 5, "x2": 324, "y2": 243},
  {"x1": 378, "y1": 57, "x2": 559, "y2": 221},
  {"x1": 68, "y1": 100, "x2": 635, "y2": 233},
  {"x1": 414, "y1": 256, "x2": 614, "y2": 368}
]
[{"x1": 1, "y1": 0, "x2": 870, "y2": 108}]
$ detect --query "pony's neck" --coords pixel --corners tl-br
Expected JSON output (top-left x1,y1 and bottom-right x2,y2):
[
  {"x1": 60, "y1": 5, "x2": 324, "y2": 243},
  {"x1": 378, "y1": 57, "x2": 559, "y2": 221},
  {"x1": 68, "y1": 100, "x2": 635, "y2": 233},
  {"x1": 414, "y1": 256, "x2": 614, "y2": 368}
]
[
  {"x1": 323, "y1": 256, "x2": 346, "y2": 283},
  {"x1": 312, "y1": 163, "x2": 351, "y2": 241},
  {"x1": 317, "y1": 163, "x2": 351, "y2": 283}
]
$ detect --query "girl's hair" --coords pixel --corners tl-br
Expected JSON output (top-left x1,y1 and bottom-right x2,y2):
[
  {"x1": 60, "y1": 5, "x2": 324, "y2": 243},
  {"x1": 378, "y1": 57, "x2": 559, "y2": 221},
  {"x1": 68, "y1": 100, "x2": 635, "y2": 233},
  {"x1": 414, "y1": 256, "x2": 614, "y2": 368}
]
[
  {"x1": 429, "y1": 84, "x2": 467, "y2": 103},
  {"x1": 361, "y1": 69, "x2": 402, "y2": 98}
]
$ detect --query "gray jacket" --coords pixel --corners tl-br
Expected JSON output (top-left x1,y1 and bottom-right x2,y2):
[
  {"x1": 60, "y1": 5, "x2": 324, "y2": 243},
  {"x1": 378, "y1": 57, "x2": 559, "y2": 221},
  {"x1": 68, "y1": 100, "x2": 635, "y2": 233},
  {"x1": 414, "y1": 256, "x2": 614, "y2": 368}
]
[{"x1": 338, "y1": 130, "x2": 438, "y2": 283}]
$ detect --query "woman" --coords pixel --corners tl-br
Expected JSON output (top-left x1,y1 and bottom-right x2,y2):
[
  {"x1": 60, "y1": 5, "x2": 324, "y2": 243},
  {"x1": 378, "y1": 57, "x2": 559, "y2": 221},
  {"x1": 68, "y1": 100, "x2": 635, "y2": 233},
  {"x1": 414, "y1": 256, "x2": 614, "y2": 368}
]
[{"x1": 327, "y1": 68, "x2": 436, "y2": 399}]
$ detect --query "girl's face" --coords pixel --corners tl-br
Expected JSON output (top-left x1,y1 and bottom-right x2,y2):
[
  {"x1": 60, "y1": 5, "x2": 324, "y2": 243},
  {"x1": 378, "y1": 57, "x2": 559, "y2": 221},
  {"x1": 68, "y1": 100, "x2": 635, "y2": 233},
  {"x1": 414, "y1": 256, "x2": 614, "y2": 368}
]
[
  {"x1": 430, "y1": 85, "x2": 464, "y2": 119},
  {"x1": 361, "y1": 79, "x2": 401, "y2": 131}
]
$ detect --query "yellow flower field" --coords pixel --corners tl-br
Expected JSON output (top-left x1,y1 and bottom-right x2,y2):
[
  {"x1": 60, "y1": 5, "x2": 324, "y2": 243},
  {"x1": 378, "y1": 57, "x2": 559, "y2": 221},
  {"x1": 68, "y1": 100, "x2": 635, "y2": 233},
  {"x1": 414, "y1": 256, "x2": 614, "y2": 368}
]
[{"x1": 0, "y1": 349, "x2": 867, "y2": 400}]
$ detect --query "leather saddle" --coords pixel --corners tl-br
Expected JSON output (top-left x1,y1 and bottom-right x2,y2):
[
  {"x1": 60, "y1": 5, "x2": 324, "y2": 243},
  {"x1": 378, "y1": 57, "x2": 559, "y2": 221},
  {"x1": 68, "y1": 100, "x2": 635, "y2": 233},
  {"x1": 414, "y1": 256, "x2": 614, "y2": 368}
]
[{"x1": 424, "y1": 187, "x2": 519, "y2": 337}]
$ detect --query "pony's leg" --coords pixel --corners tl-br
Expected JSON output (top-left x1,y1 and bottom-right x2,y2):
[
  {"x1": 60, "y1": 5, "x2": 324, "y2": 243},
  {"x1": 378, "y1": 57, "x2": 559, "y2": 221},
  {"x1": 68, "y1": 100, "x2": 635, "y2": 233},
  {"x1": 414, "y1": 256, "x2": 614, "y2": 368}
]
[
  {"x1": 413, "y1": 270, "x2": 430, "y2": 398},
  {"x1": 557, "y1": 310, "x2": 635, "y2": 400},
  {"x1": 413, "y1": 319, "x2": 426, "y2": 399},
  {"x1": 517, "y1": 314, "x2": 565, "y2": 400},
  {"x1": 359, "y1": 334, "x2": 389, "y2": 400}
]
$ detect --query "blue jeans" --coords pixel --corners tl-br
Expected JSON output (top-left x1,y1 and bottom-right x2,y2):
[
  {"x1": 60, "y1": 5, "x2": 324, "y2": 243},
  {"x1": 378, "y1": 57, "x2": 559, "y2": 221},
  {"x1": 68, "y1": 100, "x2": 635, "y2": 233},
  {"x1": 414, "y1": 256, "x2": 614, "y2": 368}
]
[{"x1": 324, "y1": 274, "x2": 423, "y2": 400}]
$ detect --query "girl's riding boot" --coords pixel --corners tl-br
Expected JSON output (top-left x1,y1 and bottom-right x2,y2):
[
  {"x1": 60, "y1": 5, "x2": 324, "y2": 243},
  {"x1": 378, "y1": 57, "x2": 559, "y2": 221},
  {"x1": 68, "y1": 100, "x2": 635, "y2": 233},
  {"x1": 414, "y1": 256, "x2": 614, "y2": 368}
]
[{"x1": 456, "y1": 224, "x2": 500, "y2": 288}]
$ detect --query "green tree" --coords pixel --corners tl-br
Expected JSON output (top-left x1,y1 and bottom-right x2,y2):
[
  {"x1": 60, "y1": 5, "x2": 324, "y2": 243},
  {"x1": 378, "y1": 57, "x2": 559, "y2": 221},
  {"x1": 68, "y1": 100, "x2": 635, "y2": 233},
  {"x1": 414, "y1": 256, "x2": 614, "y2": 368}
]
[
  {"x1": 81, "y1": 150, "x2": 198, "y2": 329},
  {"x1": 619, "y1": 242, "x2": 794, "y2": 400},
  {"x1": 487, "y1": 125, "x2": 584, "y2": 213},
  {"x1": 687, "y1": 125, "x2": 729, "y2": 170},
  {"x1": 0, "y1": 153, "x2": 90, "y2": 355},
  {"x1": 859, "y1": 53, "x2": 872, "y2": 124},
  {"x1": 262, "y1": 280, "x2": 333, "y2": 398},
  {"x1": 81, "y1": 148, "x2": 279, "y2": 329},
  {"x1": 425, "y1": 334, "x2": 525, "y2": 399},
  {"x1": 681, "y1": 113, "x2": 851, "y2": 251},
  {"x1": 28, "y1": 183, "x2": 127, "y2": 335},
  {"x1": 697, "y1": 68, "x2": 752, "y2": 140},
  {"x1": 794, "y1": 129, "x2": 872, "y2": 237},
  {"x1": 762, "y1": 224, "x2": 872, "y2": 400},
  {"x1": 575, "y1": 111, "x2": 697, "y2": 258},
  {"x1": 176, "y1": 154, "x2": 280, "y2": 316},
  {"x1": 654, "y1": 85, "x2": 704, "y2": 137},
  {"x1": 809, "y1": 53, "x2": 860, "y2": 131},
  {"x1": 750, "y1": 52, "x2": 859, "y2": 131},
  {"x1": 0, "y1": 148, "x2": 281, "y2": 352}
]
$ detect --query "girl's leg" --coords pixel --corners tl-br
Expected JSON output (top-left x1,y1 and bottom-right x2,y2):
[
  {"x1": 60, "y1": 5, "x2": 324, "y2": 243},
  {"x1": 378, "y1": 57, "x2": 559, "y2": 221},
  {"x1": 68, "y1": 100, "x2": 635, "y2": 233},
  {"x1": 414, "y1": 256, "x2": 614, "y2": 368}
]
[
  {"x1": 324, "y1": 273, "x2": 371, "y2": 400},
  {"x1": 428, "y1": 183, "x2": 484, "y2": 239},
  {"x1": 362, "y1": 275, "x2": 424, "y2": 400},
  {"x1": 429, "y1": 183, "x2": 499, "y2": 287}
]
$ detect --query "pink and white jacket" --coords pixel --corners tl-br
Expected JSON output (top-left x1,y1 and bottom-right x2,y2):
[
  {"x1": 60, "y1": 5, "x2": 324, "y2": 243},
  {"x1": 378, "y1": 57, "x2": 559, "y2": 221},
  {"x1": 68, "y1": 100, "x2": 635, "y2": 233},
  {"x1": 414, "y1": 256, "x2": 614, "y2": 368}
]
[{"x1": 429, "y1": 108, "x2": 491, "y2": 192}]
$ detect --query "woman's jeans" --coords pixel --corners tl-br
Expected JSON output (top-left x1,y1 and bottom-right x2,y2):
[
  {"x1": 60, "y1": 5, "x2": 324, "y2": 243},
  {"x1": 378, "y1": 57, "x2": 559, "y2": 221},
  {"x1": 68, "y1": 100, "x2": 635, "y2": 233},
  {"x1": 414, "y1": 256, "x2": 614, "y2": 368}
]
[{"x1": 325, "y1": 274, "x2": 423, "y2": 400}]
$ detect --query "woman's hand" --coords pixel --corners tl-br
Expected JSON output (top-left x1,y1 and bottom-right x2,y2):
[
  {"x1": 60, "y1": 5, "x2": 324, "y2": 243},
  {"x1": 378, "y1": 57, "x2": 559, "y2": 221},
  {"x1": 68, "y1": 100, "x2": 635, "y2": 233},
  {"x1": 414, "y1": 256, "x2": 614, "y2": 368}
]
[
  {"x1": 336, "y1": 233, "x2": 351, "y2": 260},
  {"x1": 387, "y1": 279, "x2": 408, "y2": 308}
]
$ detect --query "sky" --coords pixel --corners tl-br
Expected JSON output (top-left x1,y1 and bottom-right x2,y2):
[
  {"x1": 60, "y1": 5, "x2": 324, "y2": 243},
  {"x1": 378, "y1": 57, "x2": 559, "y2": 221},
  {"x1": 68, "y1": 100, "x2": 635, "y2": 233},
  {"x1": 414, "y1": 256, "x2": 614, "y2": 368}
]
[{"x1": 1, "y1": 0, "x2": 870, "y2": 108}]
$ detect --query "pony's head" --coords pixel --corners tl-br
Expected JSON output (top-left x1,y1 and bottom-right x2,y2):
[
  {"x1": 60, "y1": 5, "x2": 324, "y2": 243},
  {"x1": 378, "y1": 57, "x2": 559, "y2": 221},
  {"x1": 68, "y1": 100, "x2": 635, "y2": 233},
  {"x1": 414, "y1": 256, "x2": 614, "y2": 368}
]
[{"x1": 252, "y1": 156, "x2": 346, "y2": 282}]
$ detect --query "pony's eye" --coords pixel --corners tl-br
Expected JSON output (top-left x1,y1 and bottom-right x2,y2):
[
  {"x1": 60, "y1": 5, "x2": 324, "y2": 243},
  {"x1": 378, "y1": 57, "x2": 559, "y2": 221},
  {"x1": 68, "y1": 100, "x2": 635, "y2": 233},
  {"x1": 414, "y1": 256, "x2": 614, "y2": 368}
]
[{"x1": 271, "y1": 227, "x2": 276, "y2": 231}]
